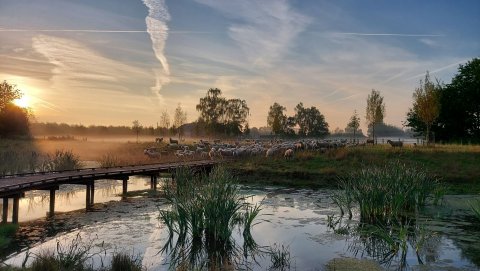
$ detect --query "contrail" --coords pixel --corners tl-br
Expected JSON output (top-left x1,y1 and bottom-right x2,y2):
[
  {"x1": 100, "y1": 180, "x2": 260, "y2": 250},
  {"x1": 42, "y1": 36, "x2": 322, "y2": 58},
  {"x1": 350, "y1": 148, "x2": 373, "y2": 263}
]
[
  {"x1": 0, "y1": 28, "x2": 210, "y2": 34},
  {"x1": 333, "y1": 32, "x2": 444, "y2": 37},
  {"x1": 405, "y1": 59, "x2": 468, "y2": 80}
]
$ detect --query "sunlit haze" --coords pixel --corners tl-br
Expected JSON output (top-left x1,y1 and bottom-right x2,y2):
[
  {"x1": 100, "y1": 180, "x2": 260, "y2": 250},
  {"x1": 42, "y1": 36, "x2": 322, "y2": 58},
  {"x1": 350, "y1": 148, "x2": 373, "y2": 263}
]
[{"x1": 1, "y1": 0, "x2": 479, "y2": 131}]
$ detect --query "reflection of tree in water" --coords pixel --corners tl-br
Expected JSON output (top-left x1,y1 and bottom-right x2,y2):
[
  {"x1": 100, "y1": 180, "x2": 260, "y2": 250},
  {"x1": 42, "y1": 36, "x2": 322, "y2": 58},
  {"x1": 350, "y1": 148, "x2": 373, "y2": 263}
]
[{"x1": 328, "y1": 216, "x2": 442, "y2": 270}]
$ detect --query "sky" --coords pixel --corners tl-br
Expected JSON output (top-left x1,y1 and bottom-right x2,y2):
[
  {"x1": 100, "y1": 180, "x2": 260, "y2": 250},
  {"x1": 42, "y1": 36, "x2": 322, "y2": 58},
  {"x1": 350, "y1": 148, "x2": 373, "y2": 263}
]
[{"x1": 0, "y1": 0, "x2": 479, "y2": 132}]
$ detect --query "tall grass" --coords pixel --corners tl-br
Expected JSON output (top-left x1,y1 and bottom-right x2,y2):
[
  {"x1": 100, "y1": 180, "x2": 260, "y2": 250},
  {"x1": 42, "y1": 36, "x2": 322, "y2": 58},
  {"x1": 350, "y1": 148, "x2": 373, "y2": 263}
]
[
  {"x1": 39, "y1": 150, "x2": 83, "y2": 171},
  {"x1": 267, "y1": 243, "x2": 291, "y2": 271},
  {"x1": 333, "y1": 161, "x2": 443, "y2": 223},
  {"x1": 0, "y1": 224, "x2": 18, "y2": 249},
  {"x1": 159, "y1": 166, "x2": 262, "y2": 269},
  {"x1": 471, "y1": 199, "x2": 480, "y2": 220}
]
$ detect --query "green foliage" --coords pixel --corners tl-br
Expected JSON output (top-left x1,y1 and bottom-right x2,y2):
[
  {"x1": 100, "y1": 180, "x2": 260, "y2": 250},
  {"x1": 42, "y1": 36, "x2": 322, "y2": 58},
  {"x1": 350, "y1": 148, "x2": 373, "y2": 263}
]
[
  {"x1": 406, "y1": 58, "x2": 480, "y2": 143},
  {"x1": 159, "y1": 166, "x2": 261, "y2": 269},
  {"x1": 196, "y1": 88, "x2": 249, "y2": 136},
  {"x1": 267, "y1": 102, "x2": 287, "y2": 135},
  {"x1": 365, "y1": 89, "x2": 385, "y2": 142},
  {"x1": 333, "y1": 161, "x2": 443, "y2": 223},
  {"x1": 0, "y1": 224, "x2": 18, "y2": 249},
  {"x1": 347, "y1": 110, "x2": 360, "y2": 139},
  {"x1": 470, "y1": 199, "x2": 480, "y2": 220},
  {"x1": 294, "y1": 102, "x2": 329, "y2": 137}
]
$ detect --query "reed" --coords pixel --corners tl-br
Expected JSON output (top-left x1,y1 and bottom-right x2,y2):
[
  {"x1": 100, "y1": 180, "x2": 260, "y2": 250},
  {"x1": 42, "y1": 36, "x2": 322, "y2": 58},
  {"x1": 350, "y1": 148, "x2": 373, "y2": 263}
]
[
  {"x1": 39, "y1": 150, "x2": 83, "y2": 171},
  {"x1": 333, "y1": 161, "x2": 443, "y2": 223},
  {"x1": 471, "y1": 199, "x2": 480, "y2": 220},
  {"x1": 267, "y1": 243, "x2": 291, "y2": 271},
  {"x1": 109, "y1": 252, "x2": 144, "y2": 271},
  {"x1": 159, "y1": 166, "x2": 262, "y2": 269},
  {"x1": 0, "y1": 224, "x2": 18, "y2": 250}
]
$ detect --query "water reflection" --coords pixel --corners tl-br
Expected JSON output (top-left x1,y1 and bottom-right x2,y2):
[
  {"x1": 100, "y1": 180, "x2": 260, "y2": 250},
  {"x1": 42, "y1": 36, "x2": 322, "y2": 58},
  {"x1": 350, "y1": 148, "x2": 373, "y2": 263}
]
[
  {"x1": 2, "y1": 188, "x2": 479, "y2": 270},
  {"x1": 0, "y1": 176, "x2": 154, "y2": 223}
]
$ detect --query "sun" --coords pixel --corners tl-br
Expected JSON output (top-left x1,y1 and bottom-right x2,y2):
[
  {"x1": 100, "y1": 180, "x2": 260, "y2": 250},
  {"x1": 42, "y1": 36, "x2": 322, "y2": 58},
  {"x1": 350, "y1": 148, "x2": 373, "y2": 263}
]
[{"x1": 13, "y1": 95, "x2": 30, "y2": 108}]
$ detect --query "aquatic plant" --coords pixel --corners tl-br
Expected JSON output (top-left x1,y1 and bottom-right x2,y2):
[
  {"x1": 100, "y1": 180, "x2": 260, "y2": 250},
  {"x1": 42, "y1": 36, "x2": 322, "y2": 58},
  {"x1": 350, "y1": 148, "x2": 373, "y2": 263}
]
[
  {"x1": 470, "y1": 199, "x2": 480, "y2": 220},
  {"x1": 0, "y1": 224, "x2": 18, "y2": 249},
  {"x1": 267, "y1": 243, "x2": 291, "y2": 271},
  {"x1": 334, "y1": 161, "x2": 442, "y2": 223},
  {"x1": 352, "y1": 218, "x2": 438, "y2": 270},
  {"x1": 109, "y1": 252, "x2": 144, "y2": 271},
  {"x1": 39, "y1": 150, "x2": 83, "y2": 172},
  {"x1": 159, "y1": 166, "x2": 262, "y2": 270},
  {"x1": 98, "y1": 153, "x2": 121, "y2": 168}
]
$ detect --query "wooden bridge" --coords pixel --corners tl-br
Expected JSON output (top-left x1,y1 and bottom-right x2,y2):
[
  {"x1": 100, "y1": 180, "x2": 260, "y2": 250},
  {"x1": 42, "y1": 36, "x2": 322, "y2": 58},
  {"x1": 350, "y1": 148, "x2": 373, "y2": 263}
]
[{"x1": 0, "y1": 160, "x2": 218, "y2": 224}]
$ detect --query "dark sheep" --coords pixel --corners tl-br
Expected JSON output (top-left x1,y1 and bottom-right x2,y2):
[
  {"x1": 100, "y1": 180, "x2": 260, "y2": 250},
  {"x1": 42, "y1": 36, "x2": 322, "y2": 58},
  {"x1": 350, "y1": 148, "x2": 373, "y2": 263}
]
[{"x1": 387, "y1": 140, "x2": 403, "y2": 147}]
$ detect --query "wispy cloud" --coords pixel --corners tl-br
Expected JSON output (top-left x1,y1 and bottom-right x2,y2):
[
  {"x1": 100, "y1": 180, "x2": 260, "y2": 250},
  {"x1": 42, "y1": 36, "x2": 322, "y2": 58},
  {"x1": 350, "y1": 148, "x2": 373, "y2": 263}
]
[
  {"x1": 405, "y1": 59, "x2": 468, "y2": 80},
  {"x1": 142, "y1": 0, "x2": 171, "y2": 96},
  {"x1": 195, "y1": 0, "x2": 311, "y2": 67}
]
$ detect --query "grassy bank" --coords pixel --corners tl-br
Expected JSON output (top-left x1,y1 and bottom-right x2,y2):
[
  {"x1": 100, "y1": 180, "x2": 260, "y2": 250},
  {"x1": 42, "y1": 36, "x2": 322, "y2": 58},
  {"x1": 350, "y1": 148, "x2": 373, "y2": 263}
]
[{"x1": 227, "y1": 145, "x2": 480, "y2": 194}]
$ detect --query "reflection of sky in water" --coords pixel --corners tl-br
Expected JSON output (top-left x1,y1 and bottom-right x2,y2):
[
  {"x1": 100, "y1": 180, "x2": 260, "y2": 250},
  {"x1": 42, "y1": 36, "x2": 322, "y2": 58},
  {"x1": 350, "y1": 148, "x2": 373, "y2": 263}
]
[
  {"x1": 4, "y1": 187, "x2": 480, "y2": 270},
  {"x1": 0, "y1": 177, "x2": 155, "y2": 222}
]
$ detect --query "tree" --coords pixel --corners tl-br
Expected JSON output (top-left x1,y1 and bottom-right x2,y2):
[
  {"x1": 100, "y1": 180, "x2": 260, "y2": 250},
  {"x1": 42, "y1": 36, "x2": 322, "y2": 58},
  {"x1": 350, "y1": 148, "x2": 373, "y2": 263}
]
[
  {"x1": 347, "y1": 110, "x2": 360, "y2": 142},
  {"x1": 196, "y1": 88, "x2": 249, "y2": 136},
  {"x1": 0, "y1": 80, "x2": 22, "y2": 111},
  {"x1": 196, "y1": 88, "x2": 226, "y2": 134},
  {"x1": 294, "y1": 103, "x2": 329, "y2": 137},
  {"x1": 0, "y1": 81, "x2": 30, "y2": 138},
  {"x1": 365, "y1": 89, "x2": 385, "y2": 144},
  {"x1": 439, "y1": 58, "x2": 480, "y2": 141},
  {"x1": 132, "y1": 120, "x2": 142, "y2": 143},
  {"x1": 267, "y1": 102, "x2": 287, "y2": 135},
  {"x1": 159, "y1": 110, "x2": 170, "y2": 135},
  {"x1": 409, "y1": 72, "x2": 440, "y2": 144},
  {"x1": 224, "y1": 98, "x2": 250, "y2": 135},
  {"x1": 173, "y1": 103, "x2": 187, "y2": 139}
]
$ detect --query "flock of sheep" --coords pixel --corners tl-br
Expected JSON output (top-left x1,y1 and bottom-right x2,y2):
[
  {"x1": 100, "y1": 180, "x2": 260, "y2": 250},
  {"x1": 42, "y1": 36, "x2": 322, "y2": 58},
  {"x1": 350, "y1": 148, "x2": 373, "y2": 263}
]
[{"x1": 143, "y1": 137, "x2": 404, "y2": 160}]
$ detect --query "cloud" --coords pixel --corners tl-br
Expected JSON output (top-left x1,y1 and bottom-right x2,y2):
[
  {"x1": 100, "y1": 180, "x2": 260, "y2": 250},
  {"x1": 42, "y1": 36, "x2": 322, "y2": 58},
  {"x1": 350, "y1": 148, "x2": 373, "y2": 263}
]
[
  {"x1": 195, "y1": 0, "x2": 311, "y2": 68},
  {"x1": 331, "y1": 32, "x2": 444, "y2": 37},
  {"x1": 142, "y1": 0, "x2": 171, "y2": 94}
]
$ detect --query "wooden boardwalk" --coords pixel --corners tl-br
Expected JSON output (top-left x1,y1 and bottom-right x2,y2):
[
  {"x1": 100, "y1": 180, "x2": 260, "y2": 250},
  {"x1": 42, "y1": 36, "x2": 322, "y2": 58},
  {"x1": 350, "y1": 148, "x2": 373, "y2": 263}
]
[{"x1": 0, "y1": 160, "x2": 218, "y2": 223}]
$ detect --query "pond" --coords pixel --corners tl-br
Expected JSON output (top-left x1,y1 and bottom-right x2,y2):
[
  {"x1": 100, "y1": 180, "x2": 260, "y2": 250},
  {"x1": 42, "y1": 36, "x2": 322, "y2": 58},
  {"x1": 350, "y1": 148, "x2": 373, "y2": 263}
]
[{"x1": 2, "y1": 178, "x2": 480, "y2": 270}]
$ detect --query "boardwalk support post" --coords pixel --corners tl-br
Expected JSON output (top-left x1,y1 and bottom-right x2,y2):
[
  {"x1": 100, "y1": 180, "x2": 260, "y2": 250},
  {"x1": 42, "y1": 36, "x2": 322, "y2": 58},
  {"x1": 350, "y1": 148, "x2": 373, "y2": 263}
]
[
  {"x1": 2, "y1": 198, "x2": 8, "y2": 223},
  {"x1": 85, "y1": 181, "x2": 94, "y2": 210},
  {"x1": 12, "y1": 195, "x2": 20, "y2": 224},
  {"x1": 122, "y1": 177, "x2": 129, "y2": 197},
  {"x1": 49, "y1": 188, "x2": 56, "y2": 217},
  {"x1": 150, "y1": 175, "x2": 158, "y2": 191}
]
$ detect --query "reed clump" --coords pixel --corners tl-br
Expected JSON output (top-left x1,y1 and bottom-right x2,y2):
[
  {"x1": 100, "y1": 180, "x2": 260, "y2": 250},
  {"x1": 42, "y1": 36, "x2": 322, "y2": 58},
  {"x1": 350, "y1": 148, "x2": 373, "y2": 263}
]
[
  {"x1": 333, "y1": 161, "x2": 443, "y2": 223},
  {"x1": 0, "y1": 224, "x2": 18, "y2": 250},
  {"x1": 159, "y1": 166, "x2": 261, "y2": 269},
  {"x1": 39, "y1": 150, "x2": 83, "y2": 172}
]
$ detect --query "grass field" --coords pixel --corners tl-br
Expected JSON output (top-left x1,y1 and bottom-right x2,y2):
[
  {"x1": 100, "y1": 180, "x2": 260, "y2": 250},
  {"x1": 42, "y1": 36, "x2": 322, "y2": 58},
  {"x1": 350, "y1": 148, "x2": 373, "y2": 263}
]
[
  {"x1": 2, "y1": 139, "x2": 479, "y2": 194},
  {"x1": 227, "y1": 144, "x2": 480, "y2": 194}
]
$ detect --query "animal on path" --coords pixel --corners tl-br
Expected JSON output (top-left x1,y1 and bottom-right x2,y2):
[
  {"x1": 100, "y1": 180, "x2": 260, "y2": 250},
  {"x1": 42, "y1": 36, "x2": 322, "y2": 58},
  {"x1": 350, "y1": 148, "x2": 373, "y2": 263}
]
[
  {"x1": 155, "y1": 137, "x2": 163, "y2": 143},
  {"x1": 169, "y1": 138, "x2": 179, "y2": 144}
]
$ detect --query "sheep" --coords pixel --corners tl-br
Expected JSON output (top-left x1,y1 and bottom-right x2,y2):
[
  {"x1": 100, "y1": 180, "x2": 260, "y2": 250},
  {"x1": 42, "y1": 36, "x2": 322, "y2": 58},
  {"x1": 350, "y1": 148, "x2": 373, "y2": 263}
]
[
  {"x1": 155, "y1": 137, "x2": 163, "y2": 143},
  {"x1": 366, "y1": 139, "x2": 375, "y2": 145},
  {"x1": 144, "y1": 148, "x2": 161, "y2": 158},
  {"x1": 284, "y1": 149, "x2": 294, "y2": 159},
  {"x1": 266, "y1": 148, "x2": 276, "y2": 157},
  {"x1": 387, "y1": 140, "x2": 403, "y2": 147},
  {"x1": 169, "y1": 138, "x2": 179, "y2": 144}
]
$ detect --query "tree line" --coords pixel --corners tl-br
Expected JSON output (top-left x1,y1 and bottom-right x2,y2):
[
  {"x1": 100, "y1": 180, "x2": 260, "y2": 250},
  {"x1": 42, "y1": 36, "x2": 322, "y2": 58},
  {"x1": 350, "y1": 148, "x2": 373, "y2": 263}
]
[
  {"x1": 1, "y1": 57, "x2": 478, "y2": 142},
  {"x1": 405, "y1": 58, "x2": 480, "y2": 143}
]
